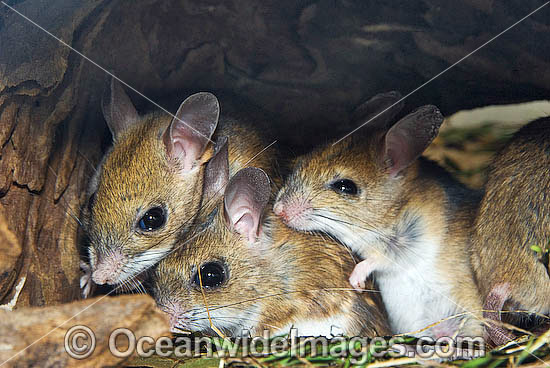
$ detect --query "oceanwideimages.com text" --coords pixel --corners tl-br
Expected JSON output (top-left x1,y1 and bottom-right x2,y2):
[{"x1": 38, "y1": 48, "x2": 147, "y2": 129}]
[{"x1": 65, "y1": 326, "x2": 486, "y2": 363}]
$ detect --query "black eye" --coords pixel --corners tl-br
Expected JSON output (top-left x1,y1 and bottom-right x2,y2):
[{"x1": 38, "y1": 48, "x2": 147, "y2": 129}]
[
  {"x1": 193, "y1": 262, "x2": 226, "y2": 289},
  {"x1": 330, "y1": 179, "x2": 358, "y2": 195},
  {"x1": 87, "y1": 192, "x2": 96, "y2": 212},
  {"x1": 138, "y1": 207, "x2": 166, "y2": 231}
]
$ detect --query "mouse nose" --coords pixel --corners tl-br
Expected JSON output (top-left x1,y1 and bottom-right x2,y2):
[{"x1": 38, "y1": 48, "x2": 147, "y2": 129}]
[
  {"x1": 91, "y1": 269, "x2": 109, "y2": 284},
  {"x1": 92, "y1": 267, "x2": 116, "y2": 284},
  {"x1": 274, "y1": 200, "x2": 295, "y2": 223},
  {"x1": 157, "y1": 303, "x2": 189, "y2": 333},
  {"x1": 273, "y1": 201, "x2": 301, "y2": 223},
  {"x1": 274, "y1": 199, "x2": 308, "y2": 225},
  {"x1": 91, "y1": 249, "x2": 126, "y2": 284}
]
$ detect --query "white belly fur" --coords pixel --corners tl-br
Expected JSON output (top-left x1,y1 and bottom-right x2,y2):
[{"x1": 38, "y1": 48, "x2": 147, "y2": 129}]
[{"x1": 375, "y1": 236, "x2": 462, "y2": 337}]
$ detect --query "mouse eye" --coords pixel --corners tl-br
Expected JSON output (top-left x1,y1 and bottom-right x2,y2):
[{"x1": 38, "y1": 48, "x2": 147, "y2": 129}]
[
  {"x1": 138, "y1": 207, "x2": 166, "y2": 231},
  {"x1": 193, "y1": 262, "x2": 227, "y2": 289},
  {"x1": 87, "y1": 192, "x2": 97, "y2": 212},
  {"x1": 329, "y1": 179, "x2": 358, "y2": 196}
]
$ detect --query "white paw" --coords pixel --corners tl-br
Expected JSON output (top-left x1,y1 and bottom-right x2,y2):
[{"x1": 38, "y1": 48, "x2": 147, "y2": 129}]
[
  {"x1": 349, "y1": 271, "x2": 366, "y2": 291},
  {"x1": 349, "y1": 259, "x2": 377, "y2": 291},
  {"x1": 80, "y1": 261, "x2": 93, "y2": 299}
]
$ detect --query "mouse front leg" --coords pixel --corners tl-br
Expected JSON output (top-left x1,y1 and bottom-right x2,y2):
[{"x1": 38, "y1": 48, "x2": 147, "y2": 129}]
[{"x1": 349, "y1": 258, "x2": 380, "y2": 290}]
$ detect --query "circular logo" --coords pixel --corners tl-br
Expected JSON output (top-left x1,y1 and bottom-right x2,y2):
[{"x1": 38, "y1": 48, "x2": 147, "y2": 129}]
[{"x1": 64, "y1": 325, "x2": 96, "y2": 359}]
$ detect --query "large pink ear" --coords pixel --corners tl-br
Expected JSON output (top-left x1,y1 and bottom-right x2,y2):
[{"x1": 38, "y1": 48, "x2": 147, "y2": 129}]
[
  {"x1": 384, "y1": 105, "x2": 444, "y2": 177},
  {"x1": 224, "y1": 168, "x2": 271, "y2": 243},
  {"x1": 101, "y1": 78, "x2": 140, "y2": 141},
  {"x1": 351, "y1": 90, "x2": 404, "y2": 130},
  {"x1": 163, "y1": 92, "x2": 220, "y2": 172},
  {"x1": 202, "y1": 137, "x2": 229, "y2": 203}
]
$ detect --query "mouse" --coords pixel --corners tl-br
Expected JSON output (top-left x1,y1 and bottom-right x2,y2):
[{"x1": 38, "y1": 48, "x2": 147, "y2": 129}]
[
  {"x1": 151, "y1": 150, "x2": 390, "y2": 337},
  {"x1": 273, "y1": 94, "x2": 484, "y2": 339},
  {"x1": 471, "y1": 117, "x2": 550, "y2": 346},
  {"x1": 81, "y1": 79, "x2": 276, "y2": 295}
]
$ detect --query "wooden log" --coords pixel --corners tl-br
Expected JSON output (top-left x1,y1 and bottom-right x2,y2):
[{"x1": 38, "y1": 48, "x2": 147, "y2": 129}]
[{"x1": 0, "y1": 294, "x2": 170, "y2": 367}]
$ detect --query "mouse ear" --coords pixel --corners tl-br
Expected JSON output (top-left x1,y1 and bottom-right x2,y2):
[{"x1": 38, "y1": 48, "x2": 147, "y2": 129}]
[
  {"x1": 163, "y1": 92, "x2": 220, "y2": 173},
  {"x1": 101, "y1": 78, "x2": 140, "y2": 141},
  {"x1": 224, "y1": 167, "x2": 271, "y2": 243},
  {"x1": 384, "y1": 105, "x2": 444, "y2": 177},
  {"x1": 351, "y1": 90, "x2": 404, "y2": 130},
  {"x1": 203, "y1": 137, "x2": 229, "y2": 203}
]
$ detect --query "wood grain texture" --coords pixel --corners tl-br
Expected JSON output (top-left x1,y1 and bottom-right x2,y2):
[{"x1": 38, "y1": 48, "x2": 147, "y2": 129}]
[{"x1": 0, "y1": 294, "x2": 170, "y2": 367}]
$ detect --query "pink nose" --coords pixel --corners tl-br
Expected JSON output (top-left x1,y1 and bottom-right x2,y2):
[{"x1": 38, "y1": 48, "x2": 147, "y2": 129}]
[
  {"x1": 274, "y1": 199, "x2": 309, "y2": 225},
  {"x1": 274, "y1": 201, "x2": 294, "y2": 223},
  {"x1": 91, "y1": 249, "x2": 126, "y2": 284},
  {"x1": 92, "y1": 260, "x2": 123, "y2": 284},
  {"x1": 92, "y1": 268, "x2": 114, "y2": 284},
  {"x1": 160, "y1": 306, "x2": 188, "y2": 333}
]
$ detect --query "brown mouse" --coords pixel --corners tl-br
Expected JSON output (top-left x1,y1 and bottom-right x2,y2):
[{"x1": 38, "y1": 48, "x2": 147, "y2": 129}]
[
  {"x1": 151, "y1": 154, "x2": 390, "y2": 337},
  {"x1": 471, "y1": 117, "x2": 550, "y2": 345},
  {"x1": 273, "y1": 93, "x2": 484, "y2": 339},
  {"x1": 82, "y1": 79, "x2": 276, "y2": 295}
]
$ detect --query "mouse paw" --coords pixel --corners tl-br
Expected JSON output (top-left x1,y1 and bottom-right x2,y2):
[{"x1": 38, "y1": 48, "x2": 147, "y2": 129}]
[
  {"x1": 349, "y1": 274, "x2": 366, "y2": 290},
  {"x1": 349, "y1": 259, "x2": 376, "y2": 291},
  {"x1": 80, "y1": 261, "x2": 93, "y2": 299}
]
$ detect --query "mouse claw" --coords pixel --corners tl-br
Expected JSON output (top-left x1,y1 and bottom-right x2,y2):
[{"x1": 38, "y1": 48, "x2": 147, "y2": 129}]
[{"x1": 80, "y1": 261, "x2": 93, "y2": 299}]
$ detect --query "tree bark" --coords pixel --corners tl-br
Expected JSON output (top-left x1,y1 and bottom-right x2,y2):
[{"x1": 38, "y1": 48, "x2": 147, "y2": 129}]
[{"x1": 0, "y1": 0, "x2": 549, "y2": 306}]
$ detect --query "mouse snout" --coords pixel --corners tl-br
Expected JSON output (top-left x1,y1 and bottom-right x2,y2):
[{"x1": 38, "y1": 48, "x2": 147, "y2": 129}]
[
  {"x1": 157, "y1": 302, "x2": 189, "y2": 333},
  {"x1": 91, "y1": 268, "x2": 117, "y2": 285},
  {"x1": 91, "y1": 249, "x2": 127, "y2": 285},
  {"x1": 168, "y1": 314, "x2": 190, "y2": 334},
  {"x1": 273, "y1": 196, "x2": 311, "y2": 227}
]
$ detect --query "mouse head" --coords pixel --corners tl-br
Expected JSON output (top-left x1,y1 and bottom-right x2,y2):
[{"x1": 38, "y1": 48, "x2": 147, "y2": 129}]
[
  {"x1": 152, "y1": 166, "x2": 276, "y2": 336},
  {"x1": 84, "y1": 79, "x2": 220, "y2": 286},
  {"x1": 274, "y1": 101, "x2": 443, "y2": 241}
]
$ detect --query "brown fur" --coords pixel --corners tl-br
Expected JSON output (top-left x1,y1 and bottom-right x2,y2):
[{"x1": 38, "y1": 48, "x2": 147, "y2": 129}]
[
  {"x1": 152, "y1": 203, "x2": 390, "y2": 337},
  {"x1": 471, "y1": 118, "x2": 550, "y2": 325}
]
